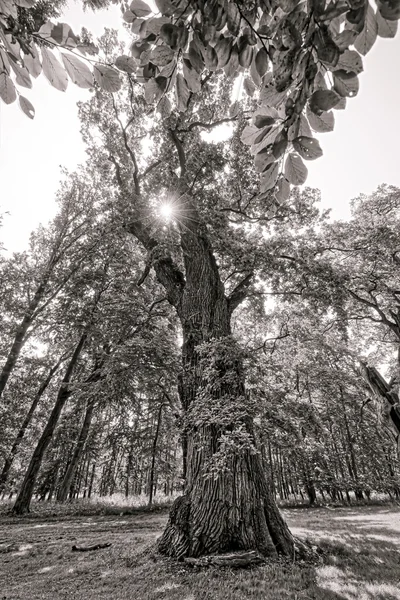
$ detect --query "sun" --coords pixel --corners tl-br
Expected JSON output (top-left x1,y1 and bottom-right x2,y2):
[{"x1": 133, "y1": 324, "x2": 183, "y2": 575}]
[{"x1": 159, "y1": 203, "x2": 174, "y2": 220}]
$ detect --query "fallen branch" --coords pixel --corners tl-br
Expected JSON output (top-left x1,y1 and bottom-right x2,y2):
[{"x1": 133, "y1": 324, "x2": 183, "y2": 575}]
[{"x1": 72, "y1": 542, "x2": 112, "y2": 552}]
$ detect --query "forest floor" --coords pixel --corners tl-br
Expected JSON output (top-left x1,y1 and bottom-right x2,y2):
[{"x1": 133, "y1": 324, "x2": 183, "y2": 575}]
[{"x1": 0, "y1": 505, "x2": 400, "y2": 600}]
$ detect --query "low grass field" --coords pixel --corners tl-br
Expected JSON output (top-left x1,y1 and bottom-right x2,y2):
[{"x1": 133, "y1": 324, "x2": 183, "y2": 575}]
[{"x1": 1, "y1": 504, "x2": 400, "y2": 600}]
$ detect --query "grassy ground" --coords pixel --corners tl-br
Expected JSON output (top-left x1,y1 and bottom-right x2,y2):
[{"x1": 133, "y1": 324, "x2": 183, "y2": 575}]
[{"x1": 1, "y1": 505, "x2": 400, "y2": 600}]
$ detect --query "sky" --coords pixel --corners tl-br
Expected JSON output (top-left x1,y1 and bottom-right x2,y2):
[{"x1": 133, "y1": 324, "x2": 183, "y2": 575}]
[{"x1": 0, "y1": 2, "x2": 400, "y2": 253}]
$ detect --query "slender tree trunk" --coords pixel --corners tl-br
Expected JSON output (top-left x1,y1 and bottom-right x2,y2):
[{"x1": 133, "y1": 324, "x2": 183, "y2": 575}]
[
  {"x1": 148, "y1": 403, "x2": 164, "y2": 507},
  {"x1": 88, "y1": 462, "x2": 96, "y2": 498},
  {"x1": 0, "y1": 282, "x2": 48, "y2": 400},
  {"x1": 56, "y1": 399, "x2": 95, "y2": 502},
  {"x1": 0, "y1": 358, "x2": 63, "y2": 492},
  {"x1": 12, "y1": 333, "x2": 86, "y2": 515}
]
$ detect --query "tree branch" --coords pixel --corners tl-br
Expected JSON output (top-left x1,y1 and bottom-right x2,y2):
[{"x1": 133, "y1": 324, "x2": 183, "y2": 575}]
[
  {"x1": 169, "y1": 129, "x2": 186, "y2": 178},
  {"x1": 227, "y1": 272, "x2": 254, "y2": 314}
]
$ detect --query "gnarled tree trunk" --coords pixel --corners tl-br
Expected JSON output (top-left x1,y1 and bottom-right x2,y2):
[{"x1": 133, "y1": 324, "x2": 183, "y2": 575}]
[{"x1": 128, "y1": 192, "x2": 294, "y2": 559}]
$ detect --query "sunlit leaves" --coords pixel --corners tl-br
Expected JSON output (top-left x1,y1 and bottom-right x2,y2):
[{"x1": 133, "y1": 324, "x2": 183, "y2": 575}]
[
  {"x1": 115, "y1": 55, "x2": 137, "y2": 74},
  {"x1": 335, "y1": 50, "x2": 363, "y2": 75},
  {"x1": 130, "y1": 0, "x2": 152, "y2": 18},
  {"x1": 260, "y1": 162, "x2": 279, "y2": 192},
  {"x1": 292, "y1": 137, "x2": 323, "y2": 161},
  {"x1": 354, "y1": 3, "x2": 378, "y2": 55},
  {"x1": 41, "y1": 46, "x2": 68, "y2": 92},
  {"x1": 61, "y1": 53, "x2": 93, "y2": 89},
  {"x1": 23, "y1": 48, "x2": 42, "y2": 78},
  {"x1": 306, "y1": 107, "x2": 335, "y2": 133},
  {"x1": 18, "y1": 95, "x2": 34, "y2": 118},
  {"x1": 284, "y1": 153, "x2": 308, "y2": 185},
  {"x1": 376, "y1": 9, "x2": 398, "y2": 36},
  {"x1": 309, "y1": 90, "x2": 341, "y2": 114},
  {"x1": 94, "y1": 65, "x2": 121, "y2": 92},
  {"x1": 0, "y1": 72, "x2": 16, "y2": 104},
  {"x1": 175, "y1": 73, "x2": 190, "y2": 112}
]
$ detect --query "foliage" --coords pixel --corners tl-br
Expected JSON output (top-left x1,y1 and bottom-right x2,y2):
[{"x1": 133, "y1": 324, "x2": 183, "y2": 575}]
[{"x1": 1, "y1": 0, "x2": 399, "y2": 190}]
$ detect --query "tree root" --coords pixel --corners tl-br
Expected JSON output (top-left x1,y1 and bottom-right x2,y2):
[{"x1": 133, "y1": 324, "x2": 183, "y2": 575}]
[{"x1": 184, "y1": 550, "x2": 266, "y2": 569}]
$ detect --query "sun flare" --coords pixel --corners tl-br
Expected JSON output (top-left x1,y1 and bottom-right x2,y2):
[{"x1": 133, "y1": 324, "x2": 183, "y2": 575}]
[{"x1": 159, "y1": 203, "x2": 174, "y2": 220}]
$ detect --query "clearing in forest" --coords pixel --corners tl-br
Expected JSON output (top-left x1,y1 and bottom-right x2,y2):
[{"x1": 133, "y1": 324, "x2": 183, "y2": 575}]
[{"x1": 0, "y1": 505, "x2": 400, "y2": 600}]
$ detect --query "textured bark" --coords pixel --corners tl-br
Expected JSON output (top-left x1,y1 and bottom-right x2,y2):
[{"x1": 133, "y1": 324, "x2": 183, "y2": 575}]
[
  {"x1": 56, "y1": 398, "x2": 95, "y2": 502},
  {"x1": 0, "y1": 358, "x2": 62, "y2": 492},
  {"x1": 154, "y1": 195, "x2": 294, "y2": 559},
  {"x1": 12, "y1": 334, "x2": 86, "y2": 515}
]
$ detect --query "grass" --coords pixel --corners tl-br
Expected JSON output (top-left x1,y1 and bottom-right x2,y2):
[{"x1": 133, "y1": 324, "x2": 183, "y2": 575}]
[
  {"x1": 0, "y1": 493, "x2": 177, "y2": 519},
  {"x1": 1, "y1": 505, "x2": 400, "y2": 599}
]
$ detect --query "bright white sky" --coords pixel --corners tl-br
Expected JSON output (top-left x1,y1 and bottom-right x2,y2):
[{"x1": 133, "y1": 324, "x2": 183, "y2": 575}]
[{"x1": 0, "y1": 2, "x2": 400, "y2": 253}]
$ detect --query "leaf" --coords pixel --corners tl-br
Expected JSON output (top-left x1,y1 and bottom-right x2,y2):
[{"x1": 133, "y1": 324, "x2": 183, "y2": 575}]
[
  {"x1": 175, "y1": 73, "x2": 190, "y2": 112},
  {"x1": 23, "y1": 47, "x2": 42, "y2": 78},
  {"x1": 376, "y1": 9, "x2": 398, "y2": 37},
  {"x1": 284, "y1": 153, "x2": 308, "y2": 185},
  {"x1": 254, "y1": 115, "x2": 276, "y2": 128},
  {"x1": 276, "y1": 177, "x2": 291, "y2": 203},
  {"x1": 188, "y1": 42, "x2": 204, "y2": 72},
  {"x1": 41, "y1": 46, "x2": 68, "y2": 92},
  {"x1": 333, "y1": 29, "x2": 359, "y2": 51},
  {"x1": 157, "y1": 95, "x2": 172, "y2": 119},
  {"x1": 241, "y1": 124, "x2": 259, "y2": 145},
  {"x1": 10, "y1": 60, "x2": 32, "y2": 88},
  {"x1": 14, "y1": 0, "x2": 35, "y2": 6},
  {"x1": 224, "y1": 45, "x2": 239, "y2": 78},
  {"x1": 151, "y1": 45, "x2": 175, "y2": 67},
  {"x1": 238, "y1": 44, "x2": 253, "y2": 69},
  {"x1": 254, "y1": 47, "x2": 269, "y2": 77},
  {"x1": 309, "y1": 89, "x2": 340, "y2": 114},
  {"x1": 0, "y1": 72, "x2": 16, "y2": 104},
  {"x1": 123, "y1": 9, "x2": 136, "y2": 23},
  {"x1": 144, "y1": 78, "x2": 163, "y2": 104},
  {"x1": 160, "y1": 23, "x2": 180, "y2": 49},
  {"x1": 115, "y1": 55, "x2": 137, "y2": 74},
  {"x1": 288, "y1": 114, "x2": 313, "y2": 141},
  {"x1": 255, "y1": 149, "x2": 275, "y2": 172},
  {"x1": 354, "y1": 3, "x2": 378, "y2": 55},
  {"x1": 130, "y1": 0, "x2": 152, "y2": 18},
  {"x1": 159, "y1": 59, "x2": 176, "y2": 78},
  {"x1": 203, "y1": 45, "x2": 218, "y2": 70},
  {"x1": 306, "y1": 107, "x2": 335, "y2": 133},
  {"x1": 260, "y1": 162, "x2": 279, "y2": 192},
  {"x1": 333, "y1": 71, "x2": 359, "y2": 97},
  {"x1": 260, "y1": 82, "x2": 288, "y2": 108},
  {"x1": 61, "y1": 53, "x2": 93, "y2": 88},
  {"x1": 292, "y1": 136, "x2": 323, "y2": 160},
  {"x1": 94, "y1": 65, "x2": 121, "y2": 92},
  {"x1": 19, "y1": 95, "x2": 35, "y2": 118},
  {"x1": 0, "y1": 0, "x2": 17, "y2": 18},
  {"x1": 183, "y1": 59, "x2": 201, "y2": 92},
  {"x1": 215, "y1": 37, "x2": 232, "y2": 68},
  {"x1": 0, "y1": 48, "x2": 10, "y2": 74},
  {"x1": 226, "y1": 2, "x2": 241, "y2": 36},
  {"x1": 335, "y1": 49, "x2": 363, "y2": 74},
  {"x1": 243, "y1": 77, "x2": 256, "y2": 96},
  {"x1": 50, "y1": 23, "x2": 77, "y2": 46},
  {"x1": 377, "y1": 0, "x2": 400, "y2": 21},
  {"x1": 251, "y1": 126, "x2": 281, "y2": 155},
  {"x1": 145, "y1": 16, "x2": 170, "y2": 36}
]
